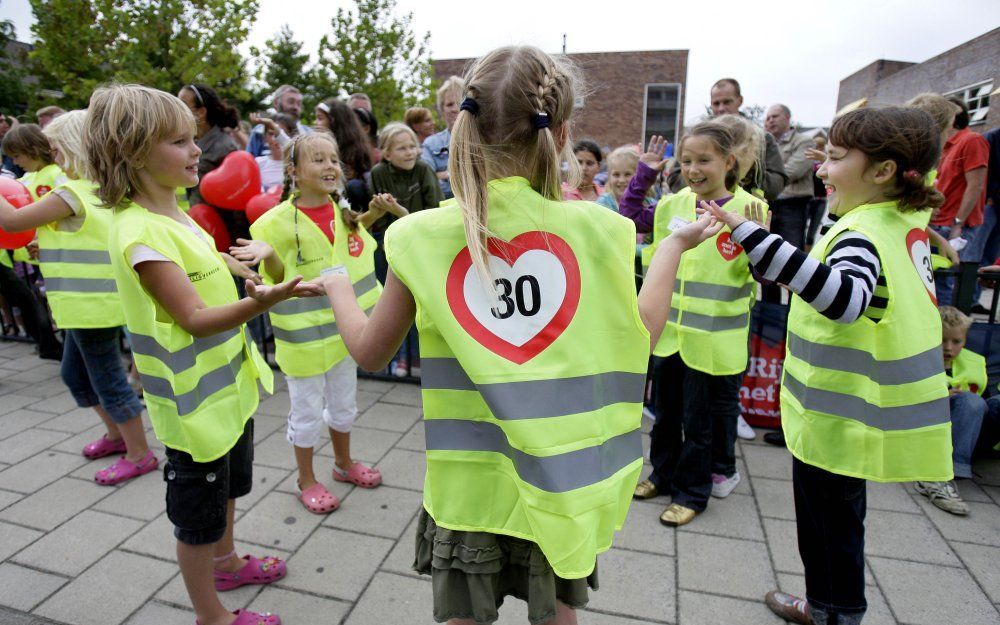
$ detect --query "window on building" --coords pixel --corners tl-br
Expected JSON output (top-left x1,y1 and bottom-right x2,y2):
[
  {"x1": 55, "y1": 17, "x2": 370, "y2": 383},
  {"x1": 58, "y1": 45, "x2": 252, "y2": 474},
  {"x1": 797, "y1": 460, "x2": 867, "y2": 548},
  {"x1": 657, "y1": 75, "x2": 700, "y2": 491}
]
[
  {"x1": 946, "y1": 80, "x2": 993, "y2": 126},
  {"x1": 643, "y1": 84, "x2": 682, "y2": 147}
]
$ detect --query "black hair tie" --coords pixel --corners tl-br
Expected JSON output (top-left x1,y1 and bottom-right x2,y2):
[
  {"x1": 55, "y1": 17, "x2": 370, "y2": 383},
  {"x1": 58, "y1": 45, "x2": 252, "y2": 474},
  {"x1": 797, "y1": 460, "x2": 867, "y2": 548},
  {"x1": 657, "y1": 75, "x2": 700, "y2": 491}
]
[
  {"x1": 531, "y1": 112, "x2": 551, "y2": 130},
  {"x1": 460, "y1": 97, "x2": 479, "y2": 115}
]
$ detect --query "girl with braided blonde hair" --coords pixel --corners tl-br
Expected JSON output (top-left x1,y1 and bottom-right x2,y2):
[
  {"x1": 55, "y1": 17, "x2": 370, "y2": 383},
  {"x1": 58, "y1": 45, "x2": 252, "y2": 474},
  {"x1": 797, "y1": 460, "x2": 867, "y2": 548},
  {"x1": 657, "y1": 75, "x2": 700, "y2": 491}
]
[{"x1": 313, "y1": 45, "x2": 722, "y2": 624}]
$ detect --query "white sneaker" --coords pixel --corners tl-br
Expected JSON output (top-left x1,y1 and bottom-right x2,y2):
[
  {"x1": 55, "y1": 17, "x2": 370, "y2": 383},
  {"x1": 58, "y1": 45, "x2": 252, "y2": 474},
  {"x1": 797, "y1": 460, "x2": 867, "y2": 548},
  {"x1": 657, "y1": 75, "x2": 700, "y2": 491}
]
[
  {"x1": 915, "y1": 480, "x2": 970, "y2": 515},
  {"x1": 711, "y1": 470, "x2": 741, "y2": 498},
  {"x1": 736, "y1": 415, "x2": 756, "y2": 440}
]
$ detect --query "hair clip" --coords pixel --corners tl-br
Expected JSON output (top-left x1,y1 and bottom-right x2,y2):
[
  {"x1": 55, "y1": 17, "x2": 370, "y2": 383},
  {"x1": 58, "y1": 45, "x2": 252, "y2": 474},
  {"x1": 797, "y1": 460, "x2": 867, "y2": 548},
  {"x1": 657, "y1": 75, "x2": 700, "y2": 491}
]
[
  {"x1": 903, "y1": 169, "x2": 921, "y2": 181},
  {"x1": 459, "y1": 97, "x2": 479, "y2": 115},
  {"x1": 531, "y1": 112, "x2": 551, "y2": 130}
]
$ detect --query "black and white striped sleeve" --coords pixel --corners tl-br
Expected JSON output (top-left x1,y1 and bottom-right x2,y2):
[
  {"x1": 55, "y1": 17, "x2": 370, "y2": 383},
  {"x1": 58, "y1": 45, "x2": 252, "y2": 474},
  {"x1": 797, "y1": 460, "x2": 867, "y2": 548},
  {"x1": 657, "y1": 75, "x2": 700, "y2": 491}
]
[{"x1": 731, "y1": 222, "x2": 881, "y2": 324}]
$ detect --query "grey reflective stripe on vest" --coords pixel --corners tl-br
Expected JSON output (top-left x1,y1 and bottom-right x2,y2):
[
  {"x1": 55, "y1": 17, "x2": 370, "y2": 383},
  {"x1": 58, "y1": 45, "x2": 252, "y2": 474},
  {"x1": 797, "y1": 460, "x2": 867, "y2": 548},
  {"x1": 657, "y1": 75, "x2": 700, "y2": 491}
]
[
  {"x1": 425, "y1": 419, "x2": 642, "y2": 493},
  {"x1": 273, "y1": 321, "x2": 339, "y2": 344},
  {"x1": 129, "y1": 328, "x2": 241, "y2": 375},
  {"x1": 271, "y1": 297, "x2": 330, "y2": 316},
  {"x1": 421, "y1": 357, "x2": 645, "y2": 420},
  {"x1": 141, "y1": 348, "x2": 245, "y2": 416},
  {"x1": 787, "y1": 332, "x2": 944, "y2": 386},
  {"x1": 783, "y1": 372, "x2": 949, "y2": 431},
  {"x1": 44, "y1": 277, "x2": 118, "y2": 293},
  {"x1": 352, "y1": 272, "x2": 378, "y2": 297},
  {"x1": 38, "y1": 249, "x2": 112, "y2": 264},
  {"x1": 679, "y1": 280, "x2": 753, "y2": 302},
  {"x1": 667, "y1": 307, "x2": 748, "y2": 332}
]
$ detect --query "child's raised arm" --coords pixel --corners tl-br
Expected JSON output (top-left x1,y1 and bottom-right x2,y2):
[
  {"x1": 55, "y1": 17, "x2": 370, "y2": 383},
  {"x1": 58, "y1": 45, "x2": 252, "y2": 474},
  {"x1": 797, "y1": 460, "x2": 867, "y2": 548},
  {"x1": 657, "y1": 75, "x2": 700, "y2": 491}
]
[
  {"x1": 229, "y1": 238, "x2": 284, "y2": 283},
  {"x1": 135, "y1": 260, "x2": 319, "y2": 338},
  {"x1": 0, "y1": 193, "x2": 74, "y2": 232},
  {"x1": 618, "y1": 136, "x2": 669, "y2": 233},
  {"x1": 316, "y1": 269, "x2": 415, "y2": 371}
]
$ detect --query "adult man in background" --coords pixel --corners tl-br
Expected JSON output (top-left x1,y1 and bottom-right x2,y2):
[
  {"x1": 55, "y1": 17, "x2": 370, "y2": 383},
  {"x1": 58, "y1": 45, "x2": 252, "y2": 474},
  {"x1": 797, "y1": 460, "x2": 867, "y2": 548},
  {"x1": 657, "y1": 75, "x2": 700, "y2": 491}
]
[
  {"x1": 764, "y1": 104, "x2": 815, "y2": 250},
  {"x1": 667, "y1": 78, "x2": 787, "y2": 202},
  {"x1": 246, "y1": 85, "x2": 311, "y2": 157},
  {"x1": 35, "y1": 106, "x2": 64, "y2": 129},
  {"x1": 349, "y1": 93, "x2": 372, "y2": 111},
  {"x1": 930, "y1": 98, "x2": 989, "y2": 306}
]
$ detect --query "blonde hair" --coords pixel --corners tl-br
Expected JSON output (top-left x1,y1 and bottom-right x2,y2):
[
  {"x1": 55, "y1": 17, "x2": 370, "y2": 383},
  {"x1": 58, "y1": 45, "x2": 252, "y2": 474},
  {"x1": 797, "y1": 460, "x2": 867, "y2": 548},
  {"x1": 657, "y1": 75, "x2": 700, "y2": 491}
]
[
  {"x1": 43, "y1": 110, "x2": 88, "y2": 179},
  {"x1": 906, "y1": 93, "x2": 961, "y2": 135},
  {"x1": 436, "y1": 76, "x2": 464, "y2": 113},
  {"x1": 450, "y1": 46, "x2": 581, "y2": 280},
  {"x1": 377, "y1": 122, "x2": 419, "y2": 155},
  {"x1": 712, "y1": 114, "x2": 764, "y2": 183},
  {"x1": 940, "y1": 305, "x2": 973, "y2": 333},
  {"x1": 605, "y1": 146, "x2": 640, "y2": 200},
  {"x1": 84, "y1": 84, "x2": 195, "y2": 209}
]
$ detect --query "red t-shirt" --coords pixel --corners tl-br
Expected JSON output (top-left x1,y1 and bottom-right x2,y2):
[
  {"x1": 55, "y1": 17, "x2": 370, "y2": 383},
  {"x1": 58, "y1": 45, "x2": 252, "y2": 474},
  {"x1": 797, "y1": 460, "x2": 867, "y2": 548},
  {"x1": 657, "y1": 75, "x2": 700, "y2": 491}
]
[
  {"x1": 298, "y1": 202, "x2": 335, "y2": 243},
  {"x1": 932, "y1": 128, "x2": 990, "y2": 227}
]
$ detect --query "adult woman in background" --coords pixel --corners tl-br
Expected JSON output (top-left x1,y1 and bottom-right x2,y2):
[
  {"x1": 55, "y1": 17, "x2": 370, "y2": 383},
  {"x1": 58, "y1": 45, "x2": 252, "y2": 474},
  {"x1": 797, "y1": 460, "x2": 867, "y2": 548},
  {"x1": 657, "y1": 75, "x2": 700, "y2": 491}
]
[
  {"x1": 404, "y1": 107, "x2": 436, "y2": 146},
  {"x1": 315, "y1": 98, "x2": 374, "y2": 214},
  {"x1": 421, "y1": 76, "x2": 462, "y2": 199}
]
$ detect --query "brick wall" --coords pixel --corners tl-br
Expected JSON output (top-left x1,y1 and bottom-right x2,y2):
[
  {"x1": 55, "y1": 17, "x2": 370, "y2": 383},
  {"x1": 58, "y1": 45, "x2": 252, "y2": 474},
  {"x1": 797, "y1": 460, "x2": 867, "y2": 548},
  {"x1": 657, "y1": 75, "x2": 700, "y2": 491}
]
[
  {"x1": 837, "y1": 28, "x2": 999, "y2": 133},
  {"x1": 434, "y1": 49, "x2": 688, "y2": 153}
]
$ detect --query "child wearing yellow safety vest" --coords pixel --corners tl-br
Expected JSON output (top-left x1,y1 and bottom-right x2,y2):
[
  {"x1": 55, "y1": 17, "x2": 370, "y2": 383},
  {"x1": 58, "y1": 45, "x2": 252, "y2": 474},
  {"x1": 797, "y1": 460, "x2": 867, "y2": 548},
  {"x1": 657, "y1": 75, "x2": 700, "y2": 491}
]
[
  {"x1": 0, "y1": 111, "x2": 156, "y2": 486},
  {"x1": 912, "y1": 305, "x2": 987, "y2": 516},
  {"x1": 86, "y1": 84, "x2": 322, "y2": 625},
  {"x1": 622, "y1": 115, "x2": 768, "y2": 528},
  {"x1": 230, "y1": 133, "x2": 386, "y2": 515},
  {"x1": 312, "y1": 45, "x2": 725, "y2": 625},
  {"x1": 706, "y1": 107, "x2": 953, "y2": 625},
  {"x1": 1, "y1": 122, "x2": 66, "y2": 200}
]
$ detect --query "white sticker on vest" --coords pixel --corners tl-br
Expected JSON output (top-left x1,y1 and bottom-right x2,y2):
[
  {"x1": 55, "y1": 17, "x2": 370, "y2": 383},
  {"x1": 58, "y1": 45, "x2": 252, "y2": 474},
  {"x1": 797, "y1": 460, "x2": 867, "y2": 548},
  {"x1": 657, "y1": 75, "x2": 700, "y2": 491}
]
[
  {"x1": 668, "y1": 216, "x2": 692, "y2": 232},
  {"x1": 446, "y1": 231, "x2": 582, "y2": 364},
  {"x1": 905, "y1": 228, "x2": 936, "y2": 304}
]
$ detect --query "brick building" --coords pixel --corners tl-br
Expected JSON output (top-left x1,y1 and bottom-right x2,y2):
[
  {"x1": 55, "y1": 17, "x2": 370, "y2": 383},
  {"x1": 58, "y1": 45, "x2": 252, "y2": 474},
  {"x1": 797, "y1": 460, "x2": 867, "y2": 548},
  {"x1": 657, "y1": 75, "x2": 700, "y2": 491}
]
[
  {"x1": 837, "y1": 27, "x2": 999, "y2": 133},
  {"x1": 434, "y1": 49, "x2": 688, "y2": 152}
]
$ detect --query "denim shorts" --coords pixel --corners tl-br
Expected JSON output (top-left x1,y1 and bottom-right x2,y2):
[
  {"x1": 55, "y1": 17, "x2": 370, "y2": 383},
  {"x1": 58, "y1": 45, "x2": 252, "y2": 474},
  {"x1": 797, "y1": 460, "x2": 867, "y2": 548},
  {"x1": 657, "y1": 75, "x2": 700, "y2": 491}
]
[
  {"x1": 61, "y1": 327, "x2": 144, "y2": 424},
  {"x1": 164, "y1": 419, "x2": 255, "y2": 546}
]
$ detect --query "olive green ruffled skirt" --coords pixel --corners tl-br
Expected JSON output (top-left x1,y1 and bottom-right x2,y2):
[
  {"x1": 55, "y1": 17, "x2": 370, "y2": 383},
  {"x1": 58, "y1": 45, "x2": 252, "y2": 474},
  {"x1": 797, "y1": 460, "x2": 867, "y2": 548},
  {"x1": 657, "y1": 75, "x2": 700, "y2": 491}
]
[{"x1": 414, "y1": 508, "x2": 598, "y2": 624}]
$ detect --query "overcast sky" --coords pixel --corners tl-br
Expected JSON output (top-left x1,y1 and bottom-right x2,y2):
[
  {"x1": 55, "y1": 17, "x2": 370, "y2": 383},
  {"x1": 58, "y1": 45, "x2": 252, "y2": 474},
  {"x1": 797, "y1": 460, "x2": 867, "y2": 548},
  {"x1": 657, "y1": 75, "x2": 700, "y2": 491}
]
[{"x1": 4, "y1": 0, "x2": 999, "y2": 126}]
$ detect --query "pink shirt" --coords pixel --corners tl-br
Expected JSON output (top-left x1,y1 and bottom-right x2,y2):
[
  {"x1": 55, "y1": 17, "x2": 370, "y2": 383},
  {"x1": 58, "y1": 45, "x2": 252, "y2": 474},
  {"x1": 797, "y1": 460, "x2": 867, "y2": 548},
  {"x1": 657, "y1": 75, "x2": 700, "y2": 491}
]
[{"x1": 561, "y1": 181, "x2": 604, "y2": 201}]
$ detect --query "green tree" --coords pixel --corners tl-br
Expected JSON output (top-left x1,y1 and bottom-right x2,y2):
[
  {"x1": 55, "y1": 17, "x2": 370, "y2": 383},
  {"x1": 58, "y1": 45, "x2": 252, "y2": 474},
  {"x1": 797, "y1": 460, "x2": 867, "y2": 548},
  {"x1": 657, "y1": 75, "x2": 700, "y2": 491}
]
[
  {"x1": 28, "y1": 0, "x2": 259, "y2": 109},
  {"x1": 0, "y1": 19, "x2": 30, "y2": 115},
  {"x1": 250, "y1": 25, "x2": 311, "y2": 111},
  {"x1": 312, "y1": 0, "x2": 433, "y2": 124}
]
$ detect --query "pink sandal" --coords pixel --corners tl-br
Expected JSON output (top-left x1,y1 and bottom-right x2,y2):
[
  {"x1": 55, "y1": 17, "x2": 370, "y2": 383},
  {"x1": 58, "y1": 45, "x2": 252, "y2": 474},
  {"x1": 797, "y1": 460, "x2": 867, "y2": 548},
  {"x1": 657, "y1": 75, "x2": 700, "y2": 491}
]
[
  {"x1": 298, "y1": 482, "x2": 340, "y2": 514},
  {"x1": 82, "y1": 435, "x2": 126, "y2": 460},
  {"x1": 94, "y1": 450, "x2": 158, "y2": 485},
  {"x1": 214, "y1": 554, "x2": 287, "y2": 591},
  {"x1": 332, "y1": 462, "x2": 382, "y2": 488},
  {"x1": 196, "y1": 609, "x2": 280, "y2": 625}
]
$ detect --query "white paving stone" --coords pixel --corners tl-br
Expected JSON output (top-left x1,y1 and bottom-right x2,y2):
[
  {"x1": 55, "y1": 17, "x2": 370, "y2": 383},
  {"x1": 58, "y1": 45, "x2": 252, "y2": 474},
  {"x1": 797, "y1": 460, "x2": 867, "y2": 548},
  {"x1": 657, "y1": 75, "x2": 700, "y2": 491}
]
[
  {"x1": 321, "y1": 485, "x2": 422, "y2": 538},
  {"x1": 869, "y1": 555, "x2": 999, "y2": 625},
  {"x1": 246, "y1": 587, "x2": 351, "y2": 624},
  {"x1": 678, "y1": 590, "x2": 782, "y2": 625},
  {"x1": 0, "y1": 449, "x2": 87, "y2": 493},
  {"x1": 13, "y1": 509, "x2": 145, "y2": 576},
  {"x1": 281, "y1": 526, "x2": 393, "y2": 600},
  {"x1": 0, "y1": 427, "x2": 69, "y2": 464},
  {"x1": 587, "y1": 548, "x2": 675, "y2": 623},
  {"x1": 354, "y1": 402, "x2": 421, "y2": 433},
  {"x1": 0, "y1": 476, "x2": 110, "y2": 530},
  {"x1": 0, "y1": 562, "x2": 67, "y2": 611},
  {"x1": 677, "y1": 532, "x2": 776, "y2": 601}
]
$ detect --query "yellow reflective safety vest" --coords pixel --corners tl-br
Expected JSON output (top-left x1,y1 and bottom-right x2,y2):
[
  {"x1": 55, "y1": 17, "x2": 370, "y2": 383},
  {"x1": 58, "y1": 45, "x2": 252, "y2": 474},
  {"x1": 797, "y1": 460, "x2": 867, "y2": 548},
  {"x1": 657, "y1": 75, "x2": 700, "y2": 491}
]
[
  {"x1": 649, "y1": 187, "x2": 764, "y2": 374},
  {"x1": 386, "y1": 176, "x2": 649, "y2": 579},
  {"x1": 948, "y1": 348, "x2": 987, "y2": 395},
  {"x1": 36, "y1": 179, "x2": 125, "y2": 329},
  {"x1": 250, "y1": 198, "x2": 382, "y2": 378},
  {"x1": 109, "y1": 202, "x2": 273, "y2": 462},
  {"x1": 782, "y1": 201, "x2": 952, "y2": 482},
  {"x1": 19, "y1": 163, "x2": 65, "y2": 201}
]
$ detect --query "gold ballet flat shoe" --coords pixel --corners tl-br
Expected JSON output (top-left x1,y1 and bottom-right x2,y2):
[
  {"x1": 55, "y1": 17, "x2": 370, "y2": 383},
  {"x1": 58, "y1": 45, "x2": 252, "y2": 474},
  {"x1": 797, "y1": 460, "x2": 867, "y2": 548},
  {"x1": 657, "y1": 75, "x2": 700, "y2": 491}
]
[
  {"x1": 659, "y1": 503, "x2": 698, "y2": 527},
  {"x1": 634, "y1": 479, "x2": 659, "y2": 499}
]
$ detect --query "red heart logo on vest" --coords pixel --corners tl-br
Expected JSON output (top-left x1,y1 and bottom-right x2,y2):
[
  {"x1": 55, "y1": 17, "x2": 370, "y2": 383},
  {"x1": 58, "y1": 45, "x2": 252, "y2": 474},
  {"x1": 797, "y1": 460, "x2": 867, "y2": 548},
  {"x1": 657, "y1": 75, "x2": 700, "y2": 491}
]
[
  {"x1": 906, "y1": 227, "x2": 936, "y2": 304},
  {"x1": 35, "y1": 185, "x2": 52, "y2": 198},
  {"x1": 446, "y1": 231, "x2": 581, "y2": 364},
  {"x1": 348, "y1": 233, "x2": 364, "y2": 258},
  {"x1": 716, "y1": 232, "x2": 743, "y2": 261}
]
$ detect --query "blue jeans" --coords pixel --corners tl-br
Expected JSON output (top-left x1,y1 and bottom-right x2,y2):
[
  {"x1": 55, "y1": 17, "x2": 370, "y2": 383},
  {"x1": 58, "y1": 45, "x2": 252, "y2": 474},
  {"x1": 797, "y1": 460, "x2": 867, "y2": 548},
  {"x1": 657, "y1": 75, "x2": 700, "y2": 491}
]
[
  {"x1": 61, "y1": 327, "x2": 144, "y2": 424},
  {"x1": 930, "y1": 224, "x2": 987, "y2": 305},
  {"x1": 950, "y1": 392, "x2": 986, "y2": 478}
]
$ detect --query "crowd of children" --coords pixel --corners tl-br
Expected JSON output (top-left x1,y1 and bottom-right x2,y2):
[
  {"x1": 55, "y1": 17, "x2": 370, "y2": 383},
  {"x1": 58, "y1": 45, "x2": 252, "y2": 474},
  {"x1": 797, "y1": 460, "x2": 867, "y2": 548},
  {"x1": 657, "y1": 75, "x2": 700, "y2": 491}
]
[{"x1": 0, "y1": 42, "x2": 997, "y2": 625}]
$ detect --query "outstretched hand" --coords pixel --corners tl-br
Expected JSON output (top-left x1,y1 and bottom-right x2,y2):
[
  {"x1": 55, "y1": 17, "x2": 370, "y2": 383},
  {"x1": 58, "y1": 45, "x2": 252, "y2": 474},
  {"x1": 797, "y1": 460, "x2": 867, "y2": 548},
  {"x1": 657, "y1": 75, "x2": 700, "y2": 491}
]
[
  {"x1": 229, "y1": 238, "x2": 274, "y2": 266},
  {"x1": 699, "y1": 200, "x2": 770, "y2": 232},
  {"x1": 665, "y1": 211, "x2": 723, "y2": 250},
  {"x1": 640, "y1": 135, "x2": 671, "y2": 172},
  {"x1": 246, "y1": 276, "x2": 323, "y2": 307}
]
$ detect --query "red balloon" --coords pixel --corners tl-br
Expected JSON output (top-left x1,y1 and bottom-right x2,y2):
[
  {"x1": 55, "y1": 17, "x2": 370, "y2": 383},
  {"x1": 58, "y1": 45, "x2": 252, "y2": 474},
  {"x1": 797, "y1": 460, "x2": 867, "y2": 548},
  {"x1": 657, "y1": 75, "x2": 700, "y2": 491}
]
[
  {"x1": 188, "y1": 203, "x2": 231, "y2": 253},
  {"x1": 0, "y1": 178, "x2": 36, "y2": 249},
  {"x1": 199, "y1": 151, "x2": 261, "y2": 211},
  {"x1": 245, "y1": 185, "x2": 283, "y2": 224}
]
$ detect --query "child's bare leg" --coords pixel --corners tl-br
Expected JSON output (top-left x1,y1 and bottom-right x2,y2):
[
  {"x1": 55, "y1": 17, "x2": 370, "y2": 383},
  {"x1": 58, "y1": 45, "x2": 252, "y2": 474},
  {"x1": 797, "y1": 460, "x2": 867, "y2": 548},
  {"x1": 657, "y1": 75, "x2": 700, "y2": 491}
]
[
  {"x1": 294, "y1": 444, "x2": 319, "y2": 489},
  {"x1": 177, "y1": 540, "x2": 235, "y2": 625},
  {"x1": 212, "y1": 499, "x2": 245, "y2": 574},
  {"x1": 94, "y1": 405, "x2": 122, "y2": 440},
  {"x1": 330, "y1": 428, "x2": 355, "y2": 472},
  {"x1": 116, "y1": 413, "x2": 150, "y2": 463},
  {"x1": 550, "y1": 602, "x2": 578, "y2": 625}
]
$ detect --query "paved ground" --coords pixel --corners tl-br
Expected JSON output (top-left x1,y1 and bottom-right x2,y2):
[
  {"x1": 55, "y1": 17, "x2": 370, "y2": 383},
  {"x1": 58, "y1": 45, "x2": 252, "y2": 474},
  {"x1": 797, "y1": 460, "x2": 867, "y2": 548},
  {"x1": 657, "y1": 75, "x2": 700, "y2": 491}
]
[{"x1": 0, "y1": 339, "x2": 998, "y2": 625}]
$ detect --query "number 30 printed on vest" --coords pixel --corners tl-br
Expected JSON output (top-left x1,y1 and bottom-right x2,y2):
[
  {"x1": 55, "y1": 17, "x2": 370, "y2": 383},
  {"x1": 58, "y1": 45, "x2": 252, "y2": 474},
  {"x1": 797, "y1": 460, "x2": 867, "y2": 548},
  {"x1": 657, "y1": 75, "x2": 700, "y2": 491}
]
[{"x1": 447, "y1": 231, "x2": 581, "y2": 364}]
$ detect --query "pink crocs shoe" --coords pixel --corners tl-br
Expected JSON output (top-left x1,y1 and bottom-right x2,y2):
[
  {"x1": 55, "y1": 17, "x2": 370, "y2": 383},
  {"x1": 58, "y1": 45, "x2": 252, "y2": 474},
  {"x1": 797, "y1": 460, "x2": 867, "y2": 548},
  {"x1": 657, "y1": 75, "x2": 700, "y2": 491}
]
[
  {"x1": 196, "y1": 609, "x2": 281, "y2": 625},
  {"x1": 82, "y1": 435, "x2": 126, "y2": 460},
  {"x1": 214, "y1": 554, "x2": 288, "y2": 591},
  {"x1": 94, "y1": 450, "x2": 158, "y2": 485}
]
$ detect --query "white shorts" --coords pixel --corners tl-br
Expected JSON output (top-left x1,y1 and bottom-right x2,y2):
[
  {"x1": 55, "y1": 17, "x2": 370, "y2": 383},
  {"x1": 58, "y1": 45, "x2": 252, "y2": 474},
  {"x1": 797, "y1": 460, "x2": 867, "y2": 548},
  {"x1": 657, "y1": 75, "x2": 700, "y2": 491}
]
[{"x1": 285, "y1": 357, "x2": 359, "y2": 447}]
